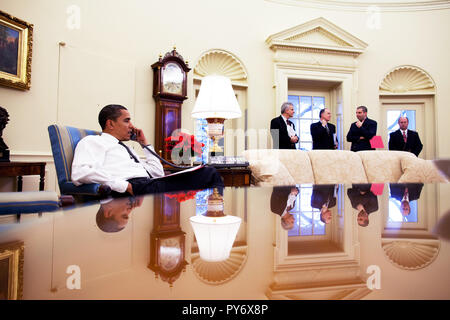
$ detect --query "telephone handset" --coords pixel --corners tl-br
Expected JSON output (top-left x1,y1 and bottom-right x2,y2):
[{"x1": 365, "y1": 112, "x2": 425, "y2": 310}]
[{"x1": 129, "y1": 130, "x2": 194, "y2": 169}]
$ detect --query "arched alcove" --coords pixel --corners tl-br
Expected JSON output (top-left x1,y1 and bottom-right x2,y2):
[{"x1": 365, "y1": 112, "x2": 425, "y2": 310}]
[
  {"x1": 192, "y1": 49, "x2": 249, "y2": 156},
  {"x1": 379, "y1": 65, "x2": 436, "y2": 95},
  {"x1": 379, "y1": 65, "x2": 436, "y2": 159},
  {"x1": 194, "y1": 49, "x2": 248, "y2": 87}
]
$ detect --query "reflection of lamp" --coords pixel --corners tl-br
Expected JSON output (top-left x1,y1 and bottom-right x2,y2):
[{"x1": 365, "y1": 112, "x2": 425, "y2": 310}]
[
  {"x1": 189, "y1": 188, "x2": 241, "y2": 262},
  {"x1": 191, "y1": 75, "x2": 241, "y2": 157}
]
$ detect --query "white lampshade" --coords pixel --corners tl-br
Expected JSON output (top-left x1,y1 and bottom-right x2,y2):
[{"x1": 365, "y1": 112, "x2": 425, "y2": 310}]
[
  {"x1": 190, "y1": 215, "x2": 242, "y2": 262},
  {"x1": 191, "y1": 75, "x2": 242, "y2": 119}
]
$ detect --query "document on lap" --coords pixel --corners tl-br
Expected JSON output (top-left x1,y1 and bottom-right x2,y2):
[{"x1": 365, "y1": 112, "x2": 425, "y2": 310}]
[{"x1": 153, "y1": 164, "x2": 205, "y2": 179}]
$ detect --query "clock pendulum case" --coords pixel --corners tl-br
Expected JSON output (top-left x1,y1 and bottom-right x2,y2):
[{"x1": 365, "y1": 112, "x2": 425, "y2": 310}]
[{"x1": 151, "y1": 48, "x2": 191, "y2": 161}]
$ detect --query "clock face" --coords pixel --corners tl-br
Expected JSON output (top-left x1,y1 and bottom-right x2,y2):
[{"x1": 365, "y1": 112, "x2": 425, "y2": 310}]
[
  {"x1": 159, "y1": 237, "x2": 182, "y2": 272},
  {"x1": 162, "y1": 62, "x2": 184, "y2": 95}
]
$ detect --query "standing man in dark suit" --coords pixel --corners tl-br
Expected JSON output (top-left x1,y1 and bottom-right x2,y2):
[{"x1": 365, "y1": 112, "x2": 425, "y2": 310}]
[
  {"x1": 388, "y1": 117, "x2": 423, "y2": 157},
  {"x1": 270, "y1": 102, "x2": 299, "y2": 149},
  {"x1": 310, "y1": 108, "x2": 338, "y2": 150},
  {"x1": 346, "y1": 106, "x2": 377, "y2": 152}
]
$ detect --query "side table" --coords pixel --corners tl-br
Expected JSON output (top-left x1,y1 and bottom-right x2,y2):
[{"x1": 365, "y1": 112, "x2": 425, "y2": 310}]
[
  {"x1": 0, "y1": 162, "x2": 46, "y2": 191},
  {"x1": 164, "y1": 165, "x2": 251, "y2": 187}
]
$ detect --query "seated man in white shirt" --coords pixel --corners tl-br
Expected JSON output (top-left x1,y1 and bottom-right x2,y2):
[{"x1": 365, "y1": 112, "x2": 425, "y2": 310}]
[{"x1": 71, "y1": 104, "x2": 224, "y2": 196}]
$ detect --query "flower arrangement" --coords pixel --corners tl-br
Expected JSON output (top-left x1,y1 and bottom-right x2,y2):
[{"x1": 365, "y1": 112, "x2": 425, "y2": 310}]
[
  {"x1": 164, "y1": 131, "x2": 204, "y2": 163},
  {"x1": 164, "y1": 190, "x2": 201, "y2": 203}
]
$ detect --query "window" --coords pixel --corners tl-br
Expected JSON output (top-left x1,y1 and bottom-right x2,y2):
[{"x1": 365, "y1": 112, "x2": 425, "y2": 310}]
[
  {"x1": 288, "y1": 95, "x2": 325, "y2": 151},
  {"x1": 387, "y1": 110, "x2": 416, "y2": 141},
  {"x1": 194, "y1": 118, "x2": 210, "y2": 163}
]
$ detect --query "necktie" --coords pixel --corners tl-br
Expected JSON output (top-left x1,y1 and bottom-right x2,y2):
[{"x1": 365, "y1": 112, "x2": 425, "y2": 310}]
[
  {"x1": 119, "y1": 142, "x2": 153, "y2": 178},
  {"x1": 286, "y1": 120, "x2": 293, "y2": 127},
  {"x1": 403, "y1": 131, "x2": 407, "y2": 143},
  {"x1": 325, "y1": 125, "x2": 330, "y2": 134},
  {"x1": 119, "y1": 141, "x2": 139, "y2": 163}
]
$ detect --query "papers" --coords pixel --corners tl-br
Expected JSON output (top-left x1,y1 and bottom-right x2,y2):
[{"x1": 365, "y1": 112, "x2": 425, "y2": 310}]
[
  {"x1": 370, "y1": 136, "x2": 384, "y2": 149},
  {"x1": 154, "y1": 165, "x2": 204, "y2": 180},
  {"x1": 370, "y1": 183, "x2": 384, "y2": 196}
]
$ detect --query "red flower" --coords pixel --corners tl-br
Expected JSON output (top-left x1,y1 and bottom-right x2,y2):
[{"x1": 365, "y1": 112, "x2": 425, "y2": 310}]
[
  {"x1": 164, "y1": 190, "x2": 201, "y2": 202},
  {"x1": 164, "y1": 132, "x2": 204, "y2": 158}
]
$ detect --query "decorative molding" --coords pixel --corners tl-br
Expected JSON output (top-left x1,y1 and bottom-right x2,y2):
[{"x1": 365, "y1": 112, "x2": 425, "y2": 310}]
[
  {"x1": 265, "y1": 0, "x2": 450, "y2": 12},
  {"x1": 286, "y1": 27, "x2": 351, "y2": 47},
  {"x1": 379, "y1": 65, "x2": 436, "y2": 95},
  {"x1": 266, "y1": 17, "x2": 368, "y2": 56},
  {"x1": 190, "y1": 246, "x2": 247, "y2": 285},
  {"x1": 382, "y1": 239, "x2": 440, "y2": 270},
  {"x1": 194, "y1": 49, "x2": 248, "y2": 86},
  {"x1": 267, "y1": 281, "x2": 372, "y2": 300}
]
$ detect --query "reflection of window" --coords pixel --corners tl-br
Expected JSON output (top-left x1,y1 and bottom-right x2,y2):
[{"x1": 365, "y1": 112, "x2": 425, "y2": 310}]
[
  {"x1": 288, "y1": 185, "x2": 325, "y2": 237},
  {"x1": 387, "y1": 110, "x2": 416, "y2": 143},
  {"x1": 195, "y1": 189, "x2": 214, "y2": 216},
  {"x1": 288, "y1": 95, "x2": 325, "y2": 151}
]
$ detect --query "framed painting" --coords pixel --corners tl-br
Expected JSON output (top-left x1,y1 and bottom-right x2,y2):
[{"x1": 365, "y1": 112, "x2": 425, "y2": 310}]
[
  {"x1": 0, "y1": 241, "x2": 24, "y2": 300},
  {"x1": 0, "y1": 10, "x2": 33, "y2": 90}
]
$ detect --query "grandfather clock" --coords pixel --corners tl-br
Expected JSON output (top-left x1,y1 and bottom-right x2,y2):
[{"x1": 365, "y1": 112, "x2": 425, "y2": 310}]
[{"x1": 151, "y1": 47, "x2": 191, "y2": 160}]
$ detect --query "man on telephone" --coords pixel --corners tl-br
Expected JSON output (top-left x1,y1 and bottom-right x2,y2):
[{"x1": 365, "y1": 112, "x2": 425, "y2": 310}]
[{"x1": 71, "y1": 104, "x2": 223, "y2": 196}]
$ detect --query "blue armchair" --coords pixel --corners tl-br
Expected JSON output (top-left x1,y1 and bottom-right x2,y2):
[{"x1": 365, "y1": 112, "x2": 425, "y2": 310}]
[{"x1": 48, "y1": 124, "x2": 111, "y2": 197}]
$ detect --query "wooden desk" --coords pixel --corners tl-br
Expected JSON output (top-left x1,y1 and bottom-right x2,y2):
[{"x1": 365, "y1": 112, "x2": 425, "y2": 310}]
[
  {"x1": 0, "y1": 162, "x2": 46, "y2": 191},
  {"x1": 164, "y1": 165, "x2": 251, "y2": 187}
]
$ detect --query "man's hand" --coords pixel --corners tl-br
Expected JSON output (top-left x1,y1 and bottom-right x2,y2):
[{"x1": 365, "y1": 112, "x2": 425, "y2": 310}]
[
  {"x1": 291, "y1": 135, "x2": 299, "y2": 143},
  {"x1": 131, "y1": 126, "x2": 148, "y2": 146},
  {"x1": 359, "y1": 136, "x2": 365, "y2": 140},
  {"x1": 126, "y1": 183, "x2": 134, "y2": 196}
]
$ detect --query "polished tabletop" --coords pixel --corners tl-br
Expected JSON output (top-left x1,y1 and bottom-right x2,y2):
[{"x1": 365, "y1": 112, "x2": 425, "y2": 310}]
[{"x1": 0, "y1": 183, "x2": 449, "y2": 300}]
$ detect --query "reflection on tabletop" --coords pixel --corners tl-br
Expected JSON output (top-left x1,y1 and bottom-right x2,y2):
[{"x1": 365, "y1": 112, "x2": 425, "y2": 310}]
[{"x1": 0, "y1": 184, "x2": 449, "y2": 300}]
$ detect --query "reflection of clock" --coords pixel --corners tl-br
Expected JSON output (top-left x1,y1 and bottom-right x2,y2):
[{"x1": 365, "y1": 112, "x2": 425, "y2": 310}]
[
  {"x1": 162, "y1": 63, "x2": 183, "y2": 95},
  {"x1": 152, "y1": 48, "x2": 191, "y2": 161},
  {"x1": 148, "y1": 193, "x2": 188, "y2": 287}
]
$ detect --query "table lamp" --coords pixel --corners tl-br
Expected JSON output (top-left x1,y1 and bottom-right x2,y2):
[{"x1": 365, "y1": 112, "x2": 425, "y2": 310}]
[{"x1": 191, "y1": 75, "x2": 241, "y2": 157}]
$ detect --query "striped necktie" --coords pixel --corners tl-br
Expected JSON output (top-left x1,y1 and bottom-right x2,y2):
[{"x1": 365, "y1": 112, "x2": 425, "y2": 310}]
[{"x1": 119, "y1": 141, "x2": 153, "y2": 178}]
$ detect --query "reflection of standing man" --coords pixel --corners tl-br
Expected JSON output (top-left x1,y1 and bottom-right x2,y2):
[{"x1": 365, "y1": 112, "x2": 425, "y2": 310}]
[
  {"x1": 388, "y1": 117, "x2": 423, "y2": 157},
  {"x1": 311, "y1": 184, "x2": 337, "y2": 224},
  {"x1": 346, "y1": 106, "x2": 377, "y2": 152},
  {"x1": 270, "y1": 102, "x2": 299, "y2": 149},
  {"x1": 347, "y1": 184, "x2": 379, "y2": 227},
  {"x1": 310, "y1": 108, "x2": 338, "y2": 150},
  {"x1": 389, "y1": 183, "x2": 423, "y2": 216},
  {"x1": 270, "y1": 186, "x2": 299, "y2": 230}
]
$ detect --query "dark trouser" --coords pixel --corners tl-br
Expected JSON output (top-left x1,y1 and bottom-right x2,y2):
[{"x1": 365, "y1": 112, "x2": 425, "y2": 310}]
[{"x1": 126, "y1": 166, "x2": 224, "y2": 196}]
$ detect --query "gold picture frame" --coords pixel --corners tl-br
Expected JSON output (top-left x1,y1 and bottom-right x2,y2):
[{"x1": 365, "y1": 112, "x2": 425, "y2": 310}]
[
  {"x1": 0, "y1": 241, "x2": 24, "y2": 300},
  {"x1": 0, "y1": 10, "x2": 33, "y2": 90}
]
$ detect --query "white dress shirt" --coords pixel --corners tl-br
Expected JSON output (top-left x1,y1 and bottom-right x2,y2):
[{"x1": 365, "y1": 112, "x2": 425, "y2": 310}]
[{"x1": 71, "y1": 133, "x2": 165, "y2": 193}]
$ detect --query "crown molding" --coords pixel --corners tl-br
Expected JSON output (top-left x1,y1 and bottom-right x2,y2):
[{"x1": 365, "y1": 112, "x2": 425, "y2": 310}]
[{"x1": 265, "y1": 0, "x2": 450, "y2": 12}]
